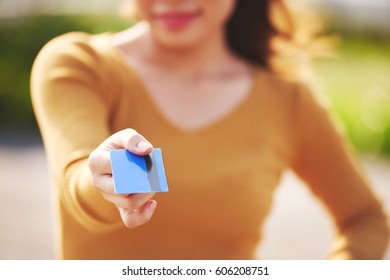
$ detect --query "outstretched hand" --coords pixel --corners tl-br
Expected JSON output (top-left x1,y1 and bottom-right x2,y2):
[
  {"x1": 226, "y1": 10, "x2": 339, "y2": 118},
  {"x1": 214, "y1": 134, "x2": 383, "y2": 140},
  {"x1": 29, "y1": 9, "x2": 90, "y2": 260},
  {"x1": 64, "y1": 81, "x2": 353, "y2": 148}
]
[{"x1": 88, "y1": 129, "x2": 157, "y2": 228}]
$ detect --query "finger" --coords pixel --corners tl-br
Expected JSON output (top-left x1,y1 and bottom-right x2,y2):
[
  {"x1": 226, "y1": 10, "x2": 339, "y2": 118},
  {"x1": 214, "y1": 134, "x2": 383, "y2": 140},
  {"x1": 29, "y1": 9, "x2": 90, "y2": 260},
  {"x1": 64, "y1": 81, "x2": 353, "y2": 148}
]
[
  {"x1": 103, "y1": 192, "x2": 156, "y2": 209},
  {"x1": 92, "y1": 174, "x2": 115, "y2": 194},
  {"x1": 88, "y1": 149, "x2": 112, "y2": 175},
  {"x1": 118, "y1": 200, "x2": 157, "y2": 228},
  {"x1": 108, "y1": 129, "x2": 153, "y2": 155}
]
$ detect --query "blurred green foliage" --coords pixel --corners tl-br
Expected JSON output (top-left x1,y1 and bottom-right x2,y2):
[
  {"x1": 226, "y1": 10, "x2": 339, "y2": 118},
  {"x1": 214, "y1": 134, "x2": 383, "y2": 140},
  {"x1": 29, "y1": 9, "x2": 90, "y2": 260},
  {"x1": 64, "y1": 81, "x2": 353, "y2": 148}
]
[
  {"x1": 314, "y1": 36, "x2": 390, "y2": 157},
  {"x1": 0, "y1": 15, "x2": 130, "y2": 130},
  {"x1": 0, "y1": 15, "x2": 389, "y2": 156}
]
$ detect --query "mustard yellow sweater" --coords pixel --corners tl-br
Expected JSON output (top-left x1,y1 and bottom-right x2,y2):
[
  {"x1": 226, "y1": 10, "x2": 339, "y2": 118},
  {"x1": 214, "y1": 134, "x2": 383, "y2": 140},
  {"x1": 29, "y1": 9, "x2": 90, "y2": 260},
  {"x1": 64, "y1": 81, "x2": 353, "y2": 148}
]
[{"x1": 31, "y1": 32, "x2": 389, "y2": 259}]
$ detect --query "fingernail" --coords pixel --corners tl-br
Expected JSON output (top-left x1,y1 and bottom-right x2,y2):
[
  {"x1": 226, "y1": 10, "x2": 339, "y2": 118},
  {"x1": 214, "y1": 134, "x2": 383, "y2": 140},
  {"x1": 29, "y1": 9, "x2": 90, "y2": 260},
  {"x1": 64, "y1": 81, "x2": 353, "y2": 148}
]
[
  {"x1": 148, "y1": 200, "x2": 157, "y2": 213},
  {"x1": 137, "y1": 141, "x2": 152, "y2": 153}
]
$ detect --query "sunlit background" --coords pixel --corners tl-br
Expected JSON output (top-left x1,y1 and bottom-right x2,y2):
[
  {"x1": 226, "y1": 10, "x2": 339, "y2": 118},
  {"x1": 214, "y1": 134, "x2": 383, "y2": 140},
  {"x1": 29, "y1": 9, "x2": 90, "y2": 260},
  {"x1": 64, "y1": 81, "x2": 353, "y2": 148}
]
[{"x1": 0, "y1": 0, "x2": 389, "y2": 259}]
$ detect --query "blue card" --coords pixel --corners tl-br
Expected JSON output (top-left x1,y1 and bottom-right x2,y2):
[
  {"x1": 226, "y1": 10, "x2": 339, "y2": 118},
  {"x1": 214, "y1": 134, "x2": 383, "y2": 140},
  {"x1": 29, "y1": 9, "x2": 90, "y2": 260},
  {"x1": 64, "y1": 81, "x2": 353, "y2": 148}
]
[{"x1": 110, "y1": 148, "x2": 169, "y2": 194}]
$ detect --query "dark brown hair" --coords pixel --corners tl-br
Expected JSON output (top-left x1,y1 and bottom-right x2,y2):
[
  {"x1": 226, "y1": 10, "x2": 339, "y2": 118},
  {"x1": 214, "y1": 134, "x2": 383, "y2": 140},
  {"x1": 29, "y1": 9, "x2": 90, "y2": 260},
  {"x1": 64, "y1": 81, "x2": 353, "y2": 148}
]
[
  {"x1": 226, "y1": 0, "x2": 324, "y2": 77},
  {"x1": 226, "y1": 0, "x2": 276, "y2": 68}
]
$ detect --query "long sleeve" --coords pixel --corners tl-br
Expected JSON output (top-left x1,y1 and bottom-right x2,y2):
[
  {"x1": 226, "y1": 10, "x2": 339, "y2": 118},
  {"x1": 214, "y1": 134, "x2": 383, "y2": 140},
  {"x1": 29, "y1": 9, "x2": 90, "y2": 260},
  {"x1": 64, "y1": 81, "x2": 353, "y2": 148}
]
[
  {"x1": 290, "y1": 83, "x2": 389, "y2": 259},
  {"x1": 31, "y1": 33, "x2": 122, "y2": 233}
]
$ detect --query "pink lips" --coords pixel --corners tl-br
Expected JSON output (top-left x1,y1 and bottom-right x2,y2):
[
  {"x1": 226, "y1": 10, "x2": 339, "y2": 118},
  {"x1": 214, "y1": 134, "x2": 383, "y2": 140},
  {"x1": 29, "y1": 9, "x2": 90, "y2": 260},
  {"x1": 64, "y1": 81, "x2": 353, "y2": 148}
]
[{"x1": 154, "y1": 11, "x2": 200, "y2": 30}]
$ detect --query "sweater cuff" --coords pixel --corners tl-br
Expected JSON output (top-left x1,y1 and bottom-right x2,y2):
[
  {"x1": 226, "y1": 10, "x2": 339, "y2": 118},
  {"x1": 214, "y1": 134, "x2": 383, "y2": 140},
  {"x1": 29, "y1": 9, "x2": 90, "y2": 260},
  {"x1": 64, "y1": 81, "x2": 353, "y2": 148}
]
[
  {"x1": 328, "y1": 203, "x2": 390, "y2": 259},
  {"x1": 61, "y1": 158, "x2": 123, "y2": 233}
]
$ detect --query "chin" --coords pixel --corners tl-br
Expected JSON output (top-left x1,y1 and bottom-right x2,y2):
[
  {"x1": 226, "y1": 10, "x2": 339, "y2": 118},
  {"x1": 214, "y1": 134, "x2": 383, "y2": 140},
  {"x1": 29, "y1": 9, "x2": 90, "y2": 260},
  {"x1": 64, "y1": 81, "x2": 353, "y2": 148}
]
[{"x1": 153, "y1": 30, "x2": 204, "y2": 52}]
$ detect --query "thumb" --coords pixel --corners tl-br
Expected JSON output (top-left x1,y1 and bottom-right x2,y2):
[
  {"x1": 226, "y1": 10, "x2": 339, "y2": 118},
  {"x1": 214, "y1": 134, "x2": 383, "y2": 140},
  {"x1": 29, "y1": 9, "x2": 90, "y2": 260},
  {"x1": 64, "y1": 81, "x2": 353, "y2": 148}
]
[{"x1": 105, "y1": 128, "x2": 153, "y2": 156}]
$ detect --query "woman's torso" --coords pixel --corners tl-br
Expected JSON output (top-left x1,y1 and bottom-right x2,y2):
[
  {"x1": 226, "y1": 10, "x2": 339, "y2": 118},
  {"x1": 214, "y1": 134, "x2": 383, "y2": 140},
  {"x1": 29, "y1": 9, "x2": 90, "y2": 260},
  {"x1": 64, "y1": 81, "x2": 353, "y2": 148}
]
[{"x1": 58, "y1": 31, "x2": 298, "y2": 259}]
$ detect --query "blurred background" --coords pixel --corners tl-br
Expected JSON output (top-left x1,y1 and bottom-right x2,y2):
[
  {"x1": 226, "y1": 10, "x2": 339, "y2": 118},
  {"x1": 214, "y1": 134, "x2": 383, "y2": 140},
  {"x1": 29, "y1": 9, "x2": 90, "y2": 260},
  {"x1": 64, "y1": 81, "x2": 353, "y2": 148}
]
[{"x1": 0, "y1": 0, "x2": 389, "y2": 259}]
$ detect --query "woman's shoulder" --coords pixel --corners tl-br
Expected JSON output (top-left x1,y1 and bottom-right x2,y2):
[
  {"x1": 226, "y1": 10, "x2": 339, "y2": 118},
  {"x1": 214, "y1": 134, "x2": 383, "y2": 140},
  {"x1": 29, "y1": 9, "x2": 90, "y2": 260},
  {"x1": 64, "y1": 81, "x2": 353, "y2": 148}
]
[
  {"x1": 44, "y1": 31, "x2": 94, "y2": 46},
  {"x1": 30, "y1": 32, "x2": 122, "y2": 112},
  {"x1": 255, "y1": 67, "x2": 305, "y2": 92},
  {"x1": 31, "y1": 31, "x2": 129, "y2": 89},
  {"x1": 34, "y1": 31, "x2": 108, "y2": 65},
  {"x1": 254, "y1": 67, "x2": 330, "y2": 113},
  {"x1": 37, "y1": 32, "x2": 95, "y2": 57},
  {"x1": 254, "y1": 68, "x2": 304, "y2": 100}
]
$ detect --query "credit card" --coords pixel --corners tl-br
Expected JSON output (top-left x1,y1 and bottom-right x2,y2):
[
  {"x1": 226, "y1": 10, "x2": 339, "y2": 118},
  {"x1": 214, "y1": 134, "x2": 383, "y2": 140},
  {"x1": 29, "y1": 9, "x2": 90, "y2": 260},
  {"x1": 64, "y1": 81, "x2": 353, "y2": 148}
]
[{"x1": 110, "y1": 148, "x2": 168, "y2": 194}]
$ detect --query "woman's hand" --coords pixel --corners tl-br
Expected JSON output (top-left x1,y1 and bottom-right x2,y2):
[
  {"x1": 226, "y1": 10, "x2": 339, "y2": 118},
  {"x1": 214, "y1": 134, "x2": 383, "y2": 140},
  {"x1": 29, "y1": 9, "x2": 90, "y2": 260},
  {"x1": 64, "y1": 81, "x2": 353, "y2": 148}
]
[{"x1": 88, "y1": 128, "x2": 157, "y2": 228}]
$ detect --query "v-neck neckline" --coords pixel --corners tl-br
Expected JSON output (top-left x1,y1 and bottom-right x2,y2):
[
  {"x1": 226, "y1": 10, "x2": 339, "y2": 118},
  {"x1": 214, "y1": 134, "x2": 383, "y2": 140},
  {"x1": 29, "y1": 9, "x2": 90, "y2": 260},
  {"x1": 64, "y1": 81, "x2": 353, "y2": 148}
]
[{"x1": 95, "y1": 33, "x2": 265, "y2": 136}]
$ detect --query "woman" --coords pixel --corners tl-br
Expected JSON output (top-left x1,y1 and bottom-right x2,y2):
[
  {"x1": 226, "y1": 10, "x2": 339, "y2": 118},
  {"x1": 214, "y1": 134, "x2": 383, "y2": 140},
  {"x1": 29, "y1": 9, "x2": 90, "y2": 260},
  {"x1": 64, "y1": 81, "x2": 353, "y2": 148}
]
[{"x1": 31, "y1": 0, "x2": 389, "y2": 259}]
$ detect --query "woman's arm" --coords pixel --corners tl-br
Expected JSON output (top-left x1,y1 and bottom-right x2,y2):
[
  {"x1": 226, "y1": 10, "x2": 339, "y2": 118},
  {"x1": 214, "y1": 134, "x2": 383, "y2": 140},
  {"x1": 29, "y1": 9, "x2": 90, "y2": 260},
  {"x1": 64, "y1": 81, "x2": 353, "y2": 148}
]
[
  {"x1": 290, "y1": 83, "x2": 389, "y2": 259},
  {"x1": 31, "y1": 33, "x2": 123, "y2": 233}
]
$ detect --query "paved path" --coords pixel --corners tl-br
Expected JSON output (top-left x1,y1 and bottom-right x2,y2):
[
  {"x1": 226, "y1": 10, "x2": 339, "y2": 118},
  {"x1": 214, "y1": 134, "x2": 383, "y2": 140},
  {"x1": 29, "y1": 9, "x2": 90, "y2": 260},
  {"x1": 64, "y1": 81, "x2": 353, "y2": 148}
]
[{"x1": 1, "y1": 144, "x2": 389, "y2": 259}]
